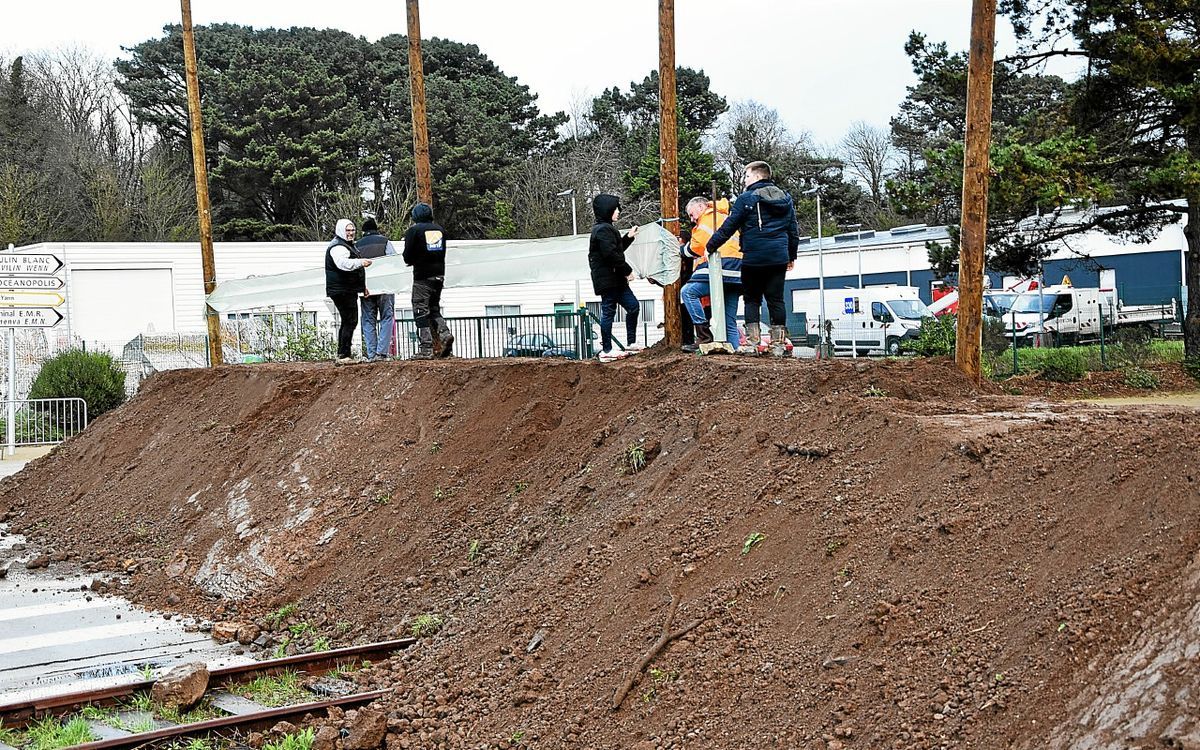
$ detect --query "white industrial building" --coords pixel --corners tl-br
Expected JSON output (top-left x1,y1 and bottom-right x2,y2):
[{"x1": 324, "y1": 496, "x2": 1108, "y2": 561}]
[{"x1": 9, "y1": 207, "x2": 1190, "y2": 358}]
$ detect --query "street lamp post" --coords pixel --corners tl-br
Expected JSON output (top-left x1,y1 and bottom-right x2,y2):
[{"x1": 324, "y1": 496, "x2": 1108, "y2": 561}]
[
  {"x1": 803, "y1": 186, "x2": 827, "y2": 356},
  {"x1": 556, "y1": 188, "x2": 577, "y2": 235}
]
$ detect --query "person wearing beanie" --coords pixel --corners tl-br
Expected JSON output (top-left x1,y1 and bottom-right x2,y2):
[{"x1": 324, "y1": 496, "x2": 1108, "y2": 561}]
[
  {"x1": 325, "y1": 218, "x2": 372, "y2": 364},
  {"x1": 402, "y1": 202, "x2": 453, "y2": 359},
  {"x1": 356, "y1": 216, "x2": 398, "y2": 361},
  {"x1": 587, "y1": 193, "x2": 641, "y2": 362}
]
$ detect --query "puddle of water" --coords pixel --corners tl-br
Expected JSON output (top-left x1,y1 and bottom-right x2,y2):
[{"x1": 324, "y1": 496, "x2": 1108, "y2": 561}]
[
  {"x1": 0, "y1": 524, "x2": 253, "y2": 704},
  {"x1": 1083, "y1": 391, "x2": 1200, "y2": 408}
]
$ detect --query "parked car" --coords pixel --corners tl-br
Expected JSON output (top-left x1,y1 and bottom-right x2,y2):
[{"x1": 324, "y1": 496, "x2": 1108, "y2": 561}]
[{"x1": 503, "y1": 333, "x2": 576, "y2": 359}]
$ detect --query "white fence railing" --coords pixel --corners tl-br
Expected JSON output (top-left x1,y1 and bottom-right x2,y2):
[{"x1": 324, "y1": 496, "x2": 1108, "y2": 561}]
[{"x1": 3, "y1": 397, "x2": 88, "y2": 454}]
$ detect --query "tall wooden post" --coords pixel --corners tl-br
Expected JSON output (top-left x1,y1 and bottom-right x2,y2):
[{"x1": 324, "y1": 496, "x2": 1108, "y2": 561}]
[
  {"x1": 180, "y1": 0, "x2": 223, "y2": 366},
  {"x1": 406, "y1": 0, "x2": 433, "y2": 207},
  {"x1": 956, "y1": 0, "x2": 997, "y2": 383},
  {"x1": 659, "y1": 0, "x2": 681, "y2": 348}
]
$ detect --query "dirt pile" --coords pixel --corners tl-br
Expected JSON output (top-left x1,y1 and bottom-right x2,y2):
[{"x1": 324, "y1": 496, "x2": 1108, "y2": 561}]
[{"x1": 2, "y1": 355, "x2": 1199, "y2": 749}]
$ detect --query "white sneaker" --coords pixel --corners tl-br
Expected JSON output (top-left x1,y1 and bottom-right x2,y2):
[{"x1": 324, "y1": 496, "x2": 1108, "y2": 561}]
[
  {"x1": 335, "y1": 356, "x2": 361, "y2": 366},
  {"x1": 598, "y1": 349, "x2": 627, "y2": 363},
  {"x1": 626, "y1": 342, "x2": 645, "y2": 353}
]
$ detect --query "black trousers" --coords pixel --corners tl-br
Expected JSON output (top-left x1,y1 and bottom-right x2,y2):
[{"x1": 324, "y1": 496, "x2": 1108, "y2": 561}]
[
  {"x1": 330, "y1": 293, "x2": 359, "y2": 358},
  {"x1": 741, "y1": 264, "x2": 788, "y2": 326},
  {"x1": 412, "y1": 277, "x2": 446, "y2": 329}
]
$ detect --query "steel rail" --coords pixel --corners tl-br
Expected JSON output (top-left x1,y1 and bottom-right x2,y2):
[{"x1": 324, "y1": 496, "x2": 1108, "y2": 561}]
[
  {"x1": 70, "y1": 689, "x2": 391, "y2": 750},
  {"x1": 0, "y1": 638, "x2": 415, "y2": 727}
]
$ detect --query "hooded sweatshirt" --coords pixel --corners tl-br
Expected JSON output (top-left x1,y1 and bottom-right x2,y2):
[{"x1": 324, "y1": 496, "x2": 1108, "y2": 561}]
[
  {"x1": 588, "y1": 194, "x2": 635, "y2": 295},
  {"x1": 402, "y1": 203, "x2": 447, "y2": 281},
  {"x1": 325, "y1": 219, "x2": 366, "y2": 296},
  {"x1": 706, "y1": 179, "x2": 799, "y2": 267}
]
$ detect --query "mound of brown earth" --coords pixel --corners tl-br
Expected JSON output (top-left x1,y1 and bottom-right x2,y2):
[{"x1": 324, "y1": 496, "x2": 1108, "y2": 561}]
[{"x1": 2, "y1": 355, "x2": 1199, "y2": 749}]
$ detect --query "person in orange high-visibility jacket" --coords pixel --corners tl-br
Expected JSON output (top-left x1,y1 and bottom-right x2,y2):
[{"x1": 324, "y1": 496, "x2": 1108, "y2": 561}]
[{"x1": 680, "y1": 196, "x2": 743, "y2": 351}]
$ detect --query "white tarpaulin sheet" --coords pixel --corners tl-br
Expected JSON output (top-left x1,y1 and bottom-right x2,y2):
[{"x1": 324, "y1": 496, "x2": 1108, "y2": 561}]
[{"x1": 205, "y1": 223, "x2": 680, "y2": 313}]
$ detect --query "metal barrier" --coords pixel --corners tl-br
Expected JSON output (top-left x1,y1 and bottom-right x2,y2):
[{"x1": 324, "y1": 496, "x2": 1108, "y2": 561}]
[
  {"x1": 392, "y1": 312, "x2": 595, "y2": 360},
  {"x1": 3, "y1": 397, "x2": 88, "y2": 453}
]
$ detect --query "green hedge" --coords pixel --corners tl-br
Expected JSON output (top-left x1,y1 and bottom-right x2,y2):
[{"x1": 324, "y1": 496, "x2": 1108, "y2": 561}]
[{"x1": 28, "y1": 349, "x2": 127, "y2": 420}]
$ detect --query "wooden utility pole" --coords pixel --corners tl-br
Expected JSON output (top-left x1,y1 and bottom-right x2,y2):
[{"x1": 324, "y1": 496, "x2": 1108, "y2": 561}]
[
  {"x1": 955, "y1": 0, "x2": 997, "y2": 383},
  {"x1": 659, "y1": 0, "x2": 681, "y2": 348},
  {"x1": 180, "y1": 0, "x2": 223, "y2": 366},
  {"x1": 406, "y1": 0, "x2": 433, "y2": 207}
]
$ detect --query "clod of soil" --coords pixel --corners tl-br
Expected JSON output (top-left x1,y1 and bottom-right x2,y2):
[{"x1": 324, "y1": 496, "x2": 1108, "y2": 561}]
[{"x1": 2, "y1": 354, "x2": 1198, "y2": 749}]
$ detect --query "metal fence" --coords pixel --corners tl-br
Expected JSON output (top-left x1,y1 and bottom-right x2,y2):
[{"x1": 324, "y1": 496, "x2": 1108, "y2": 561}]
[{"x1": 3, "y1": 397, "x2": 88, "y2": 453}]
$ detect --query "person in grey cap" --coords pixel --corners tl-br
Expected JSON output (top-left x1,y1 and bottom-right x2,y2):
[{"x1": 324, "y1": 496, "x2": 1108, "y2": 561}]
[
  {"x1": 402, "y1": 203, "x2": 453, "y2": 359},
  {"x1": 356, "y1": 216, "x2": 397, "y2": 361}
]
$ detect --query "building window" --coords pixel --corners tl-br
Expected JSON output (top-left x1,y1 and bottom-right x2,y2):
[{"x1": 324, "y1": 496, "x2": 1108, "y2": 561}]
[
  {"x1": 484, "y1": 305, "x2": 521, "y2": 329},
  {"x1": 554, "y1": 303, "x2": 575, "y2": 329}
]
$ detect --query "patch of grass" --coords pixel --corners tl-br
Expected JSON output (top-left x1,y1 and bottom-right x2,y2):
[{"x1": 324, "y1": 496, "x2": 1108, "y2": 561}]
[
  {"x1": 235, "y1": 670, "x2": 310, "y2": 707},
  {"x1": 429, "y1": 442, "x2": 442, "y2": 454},
  {"x1": 372, "y1": 493, "x2": 391, "y2": 506},
  {"x1": 467, "y1": 539, "x2": 483, "y2": 563},
  {"x1": 272, "y1": 637, "x2": 291, "y2": 659},
  {"x1": 741, "y1": 532, "x2": 766, "y2": 556},
  {"x1": 267, "y1": 603, "x2": 299, "y2": 629},
  {"x1": 1123, "y1": 366, "x2": 1161, "y2": 389},
  {"x1": 508, "y1": 731, "x2": 525, "y2": 744},
  {"x1": 288, "y1": 621, "x2": 313, "y2": 637},
  {"x1": 127, "y1": 692, "x2": 155, "y2": 713},
  {"x1": 505, "y1": 481, "x2": 528, "y2": 499},
  {"x1": 164, "y1": 739, "x2": 216, "y2": 750},
  {"x1": 156, "y1": 699, "x2": 223, "y2": 725},
  {"x1": 138, "y1": 663, "x2": 156, "y2": 680},
  {"x1": 862, "y1": 385, "x2": 888, "y2": 398},
  {"x1": 263, "y1": 728, "x2": 315, "y2": 750},
  {"x1": 625, "y1": 443, "x2": 646, "y2": 474},
  {"x1": 433, "y1": 487, "x2": 446, "y2": 501},
  {"x1": 409, "y1": 613, "x2": 445, "y2": 638},
  {"x1": 0, "y1": 720, "x2": 23, "y2": 746},
  {"x1": 824, "y1": 539, "x2": 845, "y2": 557},
  {"x1": 25, "y1": 716, "x2": 95, "y2": 750},
  {"x1": 310, "y1": 637, "x2": 331, "y2": 653},
  {"x1": 334, "y1": 621, "x2": 353, "y2": 636}
]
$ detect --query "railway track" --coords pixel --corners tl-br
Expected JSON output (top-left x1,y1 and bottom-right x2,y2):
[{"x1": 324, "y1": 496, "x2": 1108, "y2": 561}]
[{"x1": 0, "y1": 638, "x2": 415, "y2": 750}]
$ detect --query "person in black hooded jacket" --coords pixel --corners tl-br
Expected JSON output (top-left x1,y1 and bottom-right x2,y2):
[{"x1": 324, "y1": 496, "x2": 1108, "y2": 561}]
[
  {"x1": 588, "y1": 193, "x2": 641, "y2": 360},
  {"x1": 402, "y1": 202, "x2": 454, "y2": 359}
]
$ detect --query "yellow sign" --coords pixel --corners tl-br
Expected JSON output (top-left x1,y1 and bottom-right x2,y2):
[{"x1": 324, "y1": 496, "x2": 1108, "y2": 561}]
[
  {"x1": 1061, "y1": 274, "x2": 1073, "y2": 287},
  {"x1": 0, "y1": 290, "x2": 65, "y2": 308}
]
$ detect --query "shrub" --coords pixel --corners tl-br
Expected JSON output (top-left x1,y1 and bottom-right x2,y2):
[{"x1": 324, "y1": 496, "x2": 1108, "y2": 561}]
[
  {"x1": 1112, "y1": 328, "x2": 1153, "y2": 369},
  {"x1": 905, "y1": 314, "x2": 956, "y2": 356},
  {"x1": 1038, "y1": 348, "x2": 1087, "y2": 382},
  {"x1": 1122, "y1": 367, "x2": 1160, "y2": 390},
  {"x1": 28, "y1": 349, "x2": 127, "y2": 420},
  {"x1": 1184, "y1": 356, "x2": 1200, "y2": 382}
]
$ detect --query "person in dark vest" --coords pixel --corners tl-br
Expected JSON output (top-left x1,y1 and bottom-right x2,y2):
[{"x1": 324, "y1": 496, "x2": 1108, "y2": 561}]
[
  {"x1": 356, "y1": 216, "x2": 397, "y2": 361},
  {"x1": 402, "y1": 203, "x2": 453, "y2": 359},
  {"x1": 325, "y1": 219, "x2": 373, "y2": 365}
]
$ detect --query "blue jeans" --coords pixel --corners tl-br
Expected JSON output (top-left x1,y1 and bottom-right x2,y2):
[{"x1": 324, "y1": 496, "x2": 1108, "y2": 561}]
[
  {"x1": 360, "y1": 294, "x2": 395, "y2": 359},
  {"x1": 681, "y1": 277, "x2": 741, "y2": 344},
  {"x1": 599, "y1": 286, "x2": 639, "y2": 352}
]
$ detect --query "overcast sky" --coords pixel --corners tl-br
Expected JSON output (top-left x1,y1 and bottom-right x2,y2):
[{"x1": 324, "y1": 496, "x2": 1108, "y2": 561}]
[{"x1": 0, "y1": 1, "x2": 1047, "y2": 146}]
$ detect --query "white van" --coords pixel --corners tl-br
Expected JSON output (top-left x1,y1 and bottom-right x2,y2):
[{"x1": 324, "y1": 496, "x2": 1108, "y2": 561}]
[
  {"x1": 792, "y1": 286, "x2": 932, "y2": 356},
  {"x1": 1005, "y1": 285, "x2": 1176, "y2": 344}
]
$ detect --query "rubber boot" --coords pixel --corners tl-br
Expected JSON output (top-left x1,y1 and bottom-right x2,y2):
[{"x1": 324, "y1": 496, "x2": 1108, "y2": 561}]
[
  {"x1": 769, "y1": 325, "x2": 789, "y2": 358},
  {"x1": 436, "y1": 321, "x2": 455, "y2": 358},
  {"x1": 412, "y1": 327, "x2": 434, "y2": 359},
  {"x1": 684, "y1": 323, "x2": 712, "y2": 353},
  {"x1": 738, "y1": 322, "x2": 760, "y2": 355}
]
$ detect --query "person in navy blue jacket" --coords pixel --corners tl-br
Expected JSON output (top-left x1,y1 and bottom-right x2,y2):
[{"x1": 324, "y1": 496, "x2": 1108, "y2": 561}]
[{"x1": 706, "y1": 161, "x2": 799, "y2": 356}]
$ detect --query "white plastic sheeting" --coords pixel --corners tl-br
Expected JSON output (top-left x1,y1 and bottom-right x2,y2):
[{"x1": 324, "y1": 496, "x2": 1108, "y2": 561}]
[{"x1": 205, "y1": 223, "x2": 680, "y2": 313}]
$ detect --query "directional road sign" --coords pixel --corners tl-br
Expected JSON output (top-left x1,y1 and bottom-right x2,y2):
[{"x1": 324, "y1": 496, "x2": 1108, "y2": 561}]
[
  {"x1": 0, "y1": 308, "x2": 62, "y2": 327},
  {"x1": 0, "y1": 290, "x2": 64, "y2": 308},
  {"x1": 0, "y1": 275, "x2": 64, "y2": 291},
  {"x1": 0, "y1": 253, "x2": 63, "y2": 276}
]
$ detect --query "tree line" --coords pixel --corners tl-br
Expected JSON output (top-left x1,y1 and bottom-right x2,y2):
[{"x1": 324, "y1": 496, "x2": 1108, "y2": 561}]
[{"x1": 0, "y1": 9, "x2": 1196, "y2": 359}]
